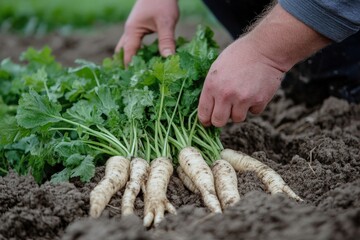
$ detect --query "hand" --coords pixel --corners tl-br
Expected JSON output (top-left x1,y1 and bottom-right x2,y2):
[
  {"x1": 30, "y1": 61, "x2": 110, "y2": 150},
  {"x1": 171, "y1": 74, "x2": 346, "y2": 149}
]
[
  {"x1": 115, "y1": 0, "x2": 179, "y2": 65},
  {"x1": 197, "y1": 37, "x2": 285, "y2": 127},
  {"x1": 197, "y1": 3, "x2": 330, "y2": 127}
]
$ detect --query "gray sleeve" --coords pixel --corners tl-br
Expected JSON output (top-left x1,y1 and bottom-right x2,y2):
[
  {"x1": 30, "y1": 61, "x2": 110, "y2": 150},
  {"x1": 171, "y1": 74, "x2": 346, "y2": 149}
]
[{"x1": 278, "y1": 0, "x2": 360, "y2": 42}]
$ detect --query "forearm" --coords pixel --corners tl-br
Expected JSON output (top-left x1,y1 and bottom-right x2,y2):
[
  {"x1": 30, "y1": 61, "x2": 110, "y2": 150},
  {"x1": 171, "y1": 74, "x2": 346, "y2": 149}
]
[
  {"x1": 244, "y1": 3, "x2": 331, "y2": 72},
  {"x1": 279, "y1": 0, "x2": 360, "y2": 42}
]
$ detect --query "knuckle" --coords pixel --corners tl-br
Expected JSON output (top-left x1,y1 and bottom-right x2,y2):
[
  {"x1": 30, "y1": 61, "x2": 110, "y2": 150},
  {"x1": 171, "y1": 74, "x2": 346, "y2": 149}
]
[
  {"x1": 157, "y1": 16, "x2": 176, "y2": 27},
  {"x1": 124, "y1": 21, "x2": 137, "y2": 31},
  {"x1": 211, "y1": 113, "x2": 226, "y2": 127},
  {"x1": 250, "y1": 105, "x2": 265, "y2": 115},
  {"x1": 211, "y1": 118, "x2": 226, "y2": 127},
  {"x1": 198, "y1": 111, "x2": 211, "y2": 126},
  {"x1": 198, "y1": 114, "x2": 209, "y2": 125},
  {"x1": 158, "y1": 36, "x2": 174, "y2": 45},
  {"x1": 220, "y1": 89, "x2": 236, "y2": 102},
  {"x1": 232, "y1": 113, "x2": 246, "y2": 123},
  {"x1": 197, "y1": 107, "x2": 208, "y2": 120},
  {"x1": 202, "y1": 80, "x2": 216, "y2": 96},
  {"x1": 252, "y1": 95, "x2": 266, "y2": 105}
]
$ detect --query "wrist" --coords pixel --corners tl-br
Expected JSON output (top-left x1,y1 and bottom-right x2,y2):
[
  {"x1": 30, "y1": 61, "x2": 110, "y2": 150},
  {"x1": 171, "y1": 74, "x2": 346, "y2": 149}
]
[{"x1": 244, "y1": 4, "x2": 331, "y2": 72}]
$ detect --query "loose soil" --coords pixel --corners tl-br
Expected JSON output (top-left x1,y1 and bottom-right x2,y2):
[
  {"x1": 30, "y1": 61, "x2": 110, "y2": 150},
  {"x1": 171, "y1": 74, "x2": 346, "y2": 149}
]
[{"x1": 0, "y1": 24, "x2": 359, "y2": 240}]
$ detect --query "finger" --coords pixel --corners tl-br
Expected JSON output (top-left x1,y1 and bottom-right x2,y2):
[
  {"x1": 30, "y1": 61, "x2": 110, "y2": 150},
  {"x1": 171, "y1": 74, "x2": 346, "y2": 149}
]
[
  {"x1": 249, "y1": 104, "x2": 266, "y2": 115},
  {"x1": 115, "y1": 30, "x2": 143, "y2": 66},
  {"x1": 198, "y1": 91, "x2": 214, "y2": 127},
  {"x1": 231, "y1": 104, "x2": 248, "y2": 123},
  {"x1": 123, "y1": 36, "x2": 142, "y2": 66},
  {"x1": 211, "y1": 99, "x2": 232, "y2": 127},
  {"x1": 115, "y1": 36, "x2": 125, "y2": 53},
  {"x1": 157, "y1": 19, "x2": 176, "y2": 57}
]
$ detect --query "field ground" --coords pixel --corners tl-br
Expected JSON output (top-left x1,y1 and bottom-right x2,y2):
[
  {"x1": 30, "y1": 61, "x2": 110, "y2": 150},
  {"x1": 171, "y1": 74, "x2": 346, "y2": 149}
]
[{"x1": 0, "y1": 23, "x2": 359, "y2": 240}]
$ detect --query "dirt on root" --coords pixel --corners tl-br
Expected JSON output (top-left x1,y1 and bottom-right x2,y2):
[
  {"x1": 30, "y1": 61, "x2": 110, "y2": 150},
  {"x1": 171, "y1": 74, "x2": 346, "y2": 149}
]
[{"x1": 1, "y1": 25, "x2": 360, "y2": 240}]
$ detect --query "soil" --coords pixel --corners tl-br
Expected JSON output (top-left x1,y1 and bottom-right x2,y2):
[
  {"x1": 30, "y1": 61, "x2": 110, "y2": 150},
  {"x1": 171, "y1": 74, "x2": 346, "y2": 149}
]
[{"x1": 1, "y1": 24, "x2": 359, "y2": 240}]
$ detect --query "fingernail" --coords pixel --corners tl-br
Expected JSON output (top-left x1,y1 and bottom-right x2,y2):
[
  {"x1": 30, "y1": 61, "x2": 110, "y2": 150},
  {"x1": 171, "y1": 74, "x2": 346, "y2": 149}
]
[{"x1": 162, "y1": 48, "x2": 174, "y2": 57}]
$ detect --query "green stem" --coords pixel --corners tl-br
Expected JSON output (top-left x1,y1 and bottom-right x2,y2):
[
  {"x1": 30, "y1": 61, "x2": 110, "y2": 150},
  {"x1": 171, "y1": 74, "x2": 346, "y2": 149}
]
[
  {"x1": 171, "y1": 122, "x2": 187, "y2": 149},
  {"x1": 92, "y1": 69, "x2": 101, "y2": 87},
  {"x1": 144, "y1": 134, "x2": 151, "y2": 162},
  {"x1": 196, "y1": 124, "x2": 221, "y2": 160},
  {"x1": 88, "y1": 145, "x2": 118, "y2": 156},
  {"x1": 129, "y1": 119, "x2": 137, "y2": 156},
  {"x1": 0, "y1": 167, "x2": 8, "y2": 175},
  {"x1": 51, "y1": 126, "x2": 127, "y2": 156},
  {"x1": 6, "y1": 105, "x2": 17, "y2": 113},
  {"x1": 154, "y1": 84, "x2": 165, "y2": 157},
  {"x1": 43, "y1": 80, "x2": 51, "y2": 100},
  {"x1": 162, "y1": 79, "x2": 186, "y2": 156},
  {"x1": 51, "y1": 116, "x2": 129, "y2": 156},
  {"x1": 82, "y1": 140, "x2": 121, "y2": 156},
  {"x1": 187, "y1": 111, "x2": 198, "y2": 145}
]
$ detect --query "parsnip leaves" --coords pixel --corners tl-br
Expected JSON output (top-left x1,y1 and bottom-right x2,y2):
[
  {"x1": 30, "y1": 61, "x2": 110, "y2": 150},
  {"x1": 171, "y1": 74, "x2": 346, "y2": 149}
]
[
  {"x1": 0, "y1": 25, "x2": 220, "y2": 183},
  {"x1": 16, "y1": 90, "x2": 62, "y2": 129}
]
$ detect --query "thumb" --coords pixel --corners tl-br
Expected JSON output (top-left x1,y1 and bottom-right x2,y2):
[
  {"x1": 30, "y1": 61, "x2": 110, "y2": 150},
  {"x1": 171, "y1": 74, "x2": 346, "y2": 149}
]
[{"x1": 157, "y1": 21, "x2": 176, "y2": 57}]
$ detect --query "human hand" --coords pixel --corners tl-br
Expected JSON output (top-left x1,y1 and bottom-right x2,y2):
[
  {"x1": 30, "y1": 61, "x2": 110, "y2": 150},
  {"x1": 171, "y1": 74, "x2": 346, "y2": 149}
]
[
  {"x1": 197, "y1": 37, "x2": 285, "y2": 127},
  {"x1": 197, "y1": 3, "x2": 330, "y2": 127},
  {"x1": 115, "y1": 0, "x2": 179, "y2": 65}
]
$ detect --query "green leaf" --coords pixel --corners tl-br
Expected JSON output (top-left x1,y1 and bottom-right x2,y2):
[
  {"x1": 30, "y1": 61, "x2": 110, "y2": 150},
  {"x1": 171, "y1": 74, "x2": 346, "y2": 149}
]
[
  {"x1": 152, "y1": 55, "x2": 186, "y2": 84},
  {"x1": 93, "y1": 85, "x2": 120, "y2": 115},
  {"x1": 23, "y1": 68, "x2": 48, "y2": 92},
  {"x1": 51, "y1": 168, "x2": 71, "y2": 183},
  {"x1": 54, "y1": 140, "x2": 91, "y2": 158},
  {"x1": 8, "y1": 135, "x2": 39, "y2": 154},
  {"x1": 65, "y1": 153, "x2": 85, "y2": 167},
  {"x1": 103, "y1": 49, "x2": 125, "y2": 70},
  {"x1": 20, "y1": 46, "x2": 62, "y2": 72},
  {"x1": 70, "y1": 155, "x2": 95, "y2": 182},
  {"x1": 16, "y1": 90, "x2": 62, "y2": 129},
  {"x1": 29, "y1": 154, "x2": 46, "y2": 183},
  {"x1": 65, "y1": 100, "x2": 104, "y2": 126},
  {"x1": 64, "y1": 77, "x2": 91, "y2": 102},
  {"x1": 0, "y1": 116, "x2": 31, "y2": 145},
  {"x1": 122, "y1": 87, "x2": 154, "y2": 120},
  {"x1": 178, "y1": 26, "x2": 218, "y2": 59}
]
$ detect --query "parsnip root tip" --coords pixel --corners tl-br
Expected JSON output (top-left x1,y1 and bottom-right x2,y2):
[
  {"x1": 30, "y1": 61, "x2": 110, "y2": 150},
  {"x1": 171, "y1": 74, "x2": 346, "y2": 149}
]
[
  {"x1": 89, "y1": 156, "x2": 130, "y2": 218},
  {"x1": 143, "y1": 157, "x2": 176, "y2": 227},
  {"x1": 220, "y1": 148, "x2": 303, "y2": 202},
  {"x1": 179, "y1": 147, "x2": 222, "y2": 213},
  {"x1": 212, "y1": 159, "x2": 241, "y2": 210}
]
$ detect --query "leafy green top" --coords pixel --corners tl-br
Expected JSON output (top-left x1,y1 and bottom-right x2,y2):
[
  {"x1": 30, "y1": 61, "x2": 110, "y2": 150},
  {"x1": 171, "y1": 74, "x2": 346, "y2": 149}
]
[{"x1": 0, "y1": 26, "x2": 222, "y2": 183}]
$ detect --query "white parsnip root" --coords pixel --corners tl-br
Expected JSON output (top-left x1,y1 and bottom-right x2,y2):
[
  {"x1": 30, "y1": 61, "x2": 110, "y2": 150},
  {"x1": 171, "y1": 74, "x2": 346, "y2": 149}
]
[
  {"x1": 212, "y1": 159, "x2": 240, "y2": 210},
  {"x1": 179, "y1": 147, "x2": 222, "y2": 213},
  {"x1": 143, "y1": 157, "x2": 176, "y2": 227},
  {"x1": 89, "y1": 156, "x2": 130, "y2": 218},
  {"x1": 176, "y1": 166, "x2": 199, "y2": 194},
  {"x1": 220, "y1": 149, "x2": 303, "y2": 201},
  {"x1": 121, "y1": 157, "x2": 150, "y2": 216}
]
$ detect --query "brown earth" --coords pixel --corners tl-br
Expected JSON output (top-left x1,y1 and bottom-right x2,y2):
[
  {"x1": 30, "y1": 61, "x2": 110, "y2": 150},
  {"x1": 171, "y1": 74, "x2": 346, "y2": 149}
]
[{"x1": 0, "y1": 24, "x2": 359, "y2": 240}]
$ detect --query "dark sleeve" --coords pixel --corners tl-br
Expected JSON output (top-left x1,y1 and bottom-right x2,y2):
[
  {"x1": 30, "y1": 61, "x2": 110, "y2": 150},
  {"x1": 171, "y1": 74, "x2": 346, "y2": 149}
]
[{"x1": 278, "y1": 0, "x2": 360, "y2": 42}]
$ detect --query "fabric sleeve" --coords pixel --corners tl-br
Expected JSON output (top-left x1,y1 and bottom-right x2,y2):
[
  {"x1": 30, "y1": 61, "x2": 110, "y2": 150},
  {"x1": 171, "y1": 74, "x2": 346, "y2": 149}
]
[{"x1": 278, "y1": 0, "x2": 360, "y2": 42}]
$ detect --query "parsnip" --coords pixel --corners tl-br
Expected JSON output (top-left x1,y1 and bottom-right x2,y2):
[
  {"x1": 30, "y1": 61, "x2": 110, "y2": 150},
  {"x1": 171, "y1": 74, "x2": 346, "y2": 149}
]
[
  {"x1": 89, "y1": 156, "x2": 130, "y2": 218},
  {"x1": 220, "y1": 149, "x2": 303, "y2": 201},
  {"x1": 179, "y1": 146, "x2": 222, "y2": 213},
  {"x1": 176, "y1": 166, "x2": 199, "y2": 194},
  {"x1": 143, "y1": 157, "x2": 176, "y2": 227},
  {"x1": 212, "y1": 159, "x2": 240, "y2": 209},
  {"x1": 121, "y1": 157, "x2": 150, "y2": 216}
]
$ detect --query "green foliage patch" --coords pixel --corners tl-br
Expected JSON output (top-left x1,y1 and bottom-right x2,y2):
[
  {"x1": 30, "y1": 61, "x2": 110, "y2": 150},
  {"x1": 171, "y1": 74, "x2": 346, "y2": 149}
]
[{"x1": 0, "y1": 26, "x2": 223, "y2": 184}]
